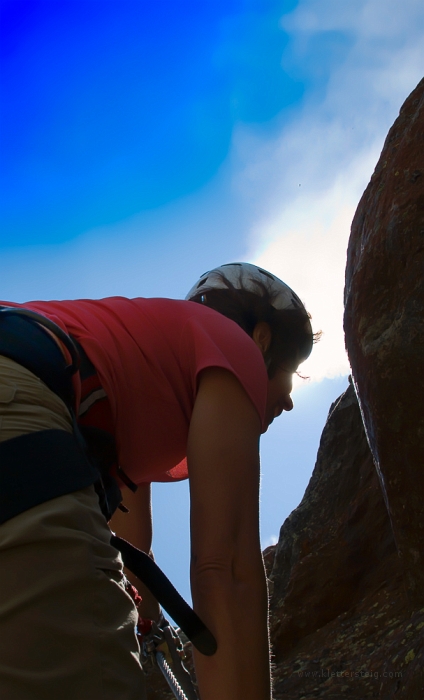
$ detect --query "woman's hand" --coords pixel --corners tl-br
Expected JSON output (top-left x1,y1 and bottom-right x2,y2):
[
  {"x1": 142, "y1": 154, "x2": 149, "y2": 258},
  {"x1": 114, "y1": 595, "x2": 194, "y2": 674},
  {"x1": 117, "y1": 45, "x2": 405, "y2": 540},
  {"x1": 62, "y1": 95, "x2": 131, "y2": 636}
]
[{"x1": 110, "y1": 483, "x2": 160, "y2": 621}]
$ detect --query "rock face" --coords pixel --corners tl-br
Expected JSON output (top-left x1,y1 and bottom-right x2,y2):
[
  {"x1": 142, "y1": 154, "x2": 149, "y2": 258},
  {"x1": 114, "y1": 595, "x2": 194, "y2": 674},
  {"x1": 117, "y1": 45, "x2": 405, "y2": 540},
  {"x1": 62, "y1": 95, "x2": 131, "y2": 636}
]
[
  {"x1": 266, "y1": 382, "x2": 424, "y2": 699},
  {"x1": 344, "y1": 78, "x2": 424, "y2": 605}
]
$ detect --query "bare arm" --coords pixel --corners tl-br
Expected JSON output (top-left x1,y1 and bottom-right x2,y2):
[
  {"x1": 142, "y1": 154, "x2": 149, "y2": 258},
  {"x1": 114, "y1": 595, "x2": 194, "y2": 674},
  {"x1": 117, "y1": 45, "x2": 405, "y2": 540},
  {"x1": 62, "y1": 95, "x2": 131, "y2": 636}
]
[
  {"x1": 188, "y1": 367, "x2": 271, "y2": 700},
  {"x1": 110, "y1": 482, "x2": 160, "y2": 620}
]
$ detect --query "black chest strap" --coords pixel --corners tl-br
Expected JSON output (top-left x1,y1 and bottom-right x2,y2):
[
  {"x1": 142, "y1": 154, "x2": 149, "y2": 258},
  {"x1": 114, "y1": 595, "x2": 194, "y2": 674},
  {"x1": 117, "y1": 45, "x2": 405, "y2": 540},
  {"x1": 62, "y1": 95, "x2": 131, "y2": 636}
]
[
  {"x1": 0, "y1": 430, "x2": 99, "y2": 525},
  {"x1": 0, "y1": 306, "x2": 79, "y2": 408}
]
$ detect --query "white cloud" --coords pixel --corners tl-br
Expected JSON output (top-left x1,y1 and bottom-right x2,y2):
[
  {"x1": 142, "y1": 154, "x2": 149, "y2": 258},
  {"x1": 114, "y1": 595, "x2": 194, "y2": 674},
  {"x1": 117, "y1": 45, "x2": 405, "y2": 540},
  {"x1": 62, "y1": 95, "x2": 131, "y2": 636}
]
[
  {"x1": 230, "y1": 0, "x2": 424, "y2": 384},
  {"x1": 281, "y1": 0, "x2": 424, "y2": 40}
]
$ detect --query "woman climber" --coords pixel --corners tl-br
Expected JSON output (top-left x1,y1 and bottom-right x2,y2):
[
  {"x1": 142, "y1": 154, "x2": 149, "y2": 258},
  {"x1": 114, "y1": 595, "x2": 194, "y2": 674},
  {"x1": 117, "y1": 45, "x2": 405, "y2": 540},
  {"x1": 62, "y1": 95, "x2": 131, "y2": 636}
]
[{"x1": 0, "y1": 262, "x2": 315, "y2": 700}]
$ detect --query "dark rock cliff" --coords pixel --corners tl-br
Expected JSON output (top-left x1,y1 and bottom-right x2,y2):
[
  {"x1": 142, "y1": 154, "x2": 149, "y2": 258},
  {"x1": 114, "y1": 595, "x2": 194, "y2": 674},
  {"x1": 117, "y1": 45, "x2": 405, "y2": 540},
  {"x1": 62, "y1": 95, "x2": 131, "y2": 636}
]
[
  {"x1": 145, "y1": 79, "x2": 424, "y2": 699},
  {"x1": 268, "y1": 78, "x2": 424, "y2": 699},
  {"x1": 266, "y1": 382, "x2": 424, "y2": 699},
  {"x1": 344, "y1": 77, "x2": 424, "y2": 608}
]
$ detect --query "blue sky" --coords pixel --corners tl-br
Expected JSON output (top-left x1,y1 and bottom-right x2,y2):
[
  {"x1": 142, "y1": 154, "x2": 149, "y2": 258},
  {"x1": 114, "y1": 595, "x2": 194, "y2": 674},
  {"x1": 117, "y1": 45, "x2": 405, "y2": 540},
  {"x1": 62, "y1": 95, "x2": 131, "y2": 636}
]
[
  {"x1": 1, "y1": 0, "x2": 423, "y2": 604},
  {"x1": 2, "y1": 0, "x2": 302, "y2": 245}
]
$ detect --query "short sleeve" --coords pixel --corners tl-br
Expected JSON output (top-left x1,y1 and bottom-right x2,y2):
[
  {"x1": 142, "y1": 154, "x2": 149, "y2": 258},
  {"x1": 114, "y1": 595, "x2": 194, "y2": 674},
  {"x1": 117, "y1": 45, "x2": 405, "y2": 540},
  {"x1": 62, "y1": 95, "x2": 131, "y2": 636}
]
[{"x1": 179, "y1": 312, "x2": 268, "y2": 431}]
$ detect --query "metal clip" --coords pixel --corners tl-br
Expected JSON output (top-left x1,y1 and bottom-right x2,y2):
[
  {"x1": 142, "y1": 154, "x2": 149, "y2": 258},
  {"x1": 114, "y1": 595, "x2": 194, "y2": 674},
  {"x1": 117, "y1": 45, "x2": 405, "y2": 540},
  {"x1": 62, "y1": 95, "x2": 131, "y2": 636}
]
[{"x1": 138, "y1": 616, "x2": 199, "y2": 700}]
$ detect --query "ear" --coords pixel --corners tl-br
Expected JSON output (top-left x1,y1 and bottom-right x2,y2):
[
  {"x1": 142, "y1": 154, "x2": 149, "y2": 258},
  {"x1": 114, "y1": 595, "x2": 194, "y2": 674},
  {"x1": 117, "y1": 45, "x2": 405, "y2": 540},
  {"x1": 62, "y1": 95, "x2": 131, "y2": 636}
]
[{"x1": 252, "y1": 321, "x2": 272, "y2": 356}]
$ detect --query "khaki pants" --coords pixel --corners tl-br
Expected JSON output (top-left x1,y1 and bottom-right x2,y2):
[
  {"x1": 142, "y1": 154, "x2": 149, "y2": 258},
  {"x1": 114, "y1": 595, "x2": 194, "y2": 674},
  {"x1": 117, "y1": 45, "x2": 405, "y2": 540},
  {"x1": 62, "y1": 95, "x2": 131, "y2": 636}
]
[{"x1": 0, "y1": 356, "x2": 147, "y2": 700}]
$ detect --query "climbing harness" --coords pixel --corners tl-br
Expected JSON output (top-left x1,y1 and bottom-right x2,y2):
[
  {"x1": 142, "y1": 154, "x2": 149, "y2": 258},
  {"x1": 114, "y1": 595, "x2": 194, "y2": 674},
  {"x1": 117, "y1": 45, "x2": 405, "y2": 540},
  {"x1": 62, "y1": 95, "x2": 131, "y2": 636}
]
[
  {"x1": 139, "y1": 616, "x2": 199, "y2": 700},
  {"x1": 0, "y1": 305, "x2": 79, "y2": 405}
]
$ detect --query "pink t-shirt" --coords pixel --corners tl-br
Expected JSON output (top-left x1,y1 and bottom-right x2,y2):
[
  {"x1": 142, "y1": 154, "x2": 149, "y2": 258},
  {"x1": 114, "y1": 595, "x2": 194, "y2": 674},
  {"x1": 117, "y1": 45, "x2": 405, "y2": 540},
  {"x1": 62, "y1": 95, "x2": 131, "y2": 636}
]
[{"x1": 2, "y1": 298, "x2": 268, "y2": 483}]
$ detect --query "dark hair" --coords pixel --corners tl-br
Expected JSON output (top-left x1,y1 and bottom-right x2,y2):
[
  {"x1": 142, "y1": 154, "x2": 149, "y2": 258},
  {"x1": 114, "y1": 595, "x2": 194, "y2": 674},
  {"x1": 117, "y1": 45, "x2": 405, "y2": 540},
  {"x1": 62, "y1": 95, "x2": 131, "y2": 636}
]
[{"x1": 188, "y1": 275, "x2": 317, "y2": 378}]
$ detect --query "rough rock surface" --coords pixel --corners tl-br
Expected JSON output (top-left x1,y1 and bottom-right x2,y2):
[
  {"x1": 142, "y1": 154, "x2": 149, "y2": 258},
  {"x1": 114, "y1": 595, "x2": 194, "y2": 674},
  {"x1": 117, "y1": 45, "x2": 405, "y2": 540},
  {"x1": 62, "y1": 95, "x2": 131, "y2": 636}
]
[
  {"x1": 266, "y1": 382, "x2": 424, "y2": 699},
  {"x1": 344, "y1": 77, "x2": 424, "y2": 605}
]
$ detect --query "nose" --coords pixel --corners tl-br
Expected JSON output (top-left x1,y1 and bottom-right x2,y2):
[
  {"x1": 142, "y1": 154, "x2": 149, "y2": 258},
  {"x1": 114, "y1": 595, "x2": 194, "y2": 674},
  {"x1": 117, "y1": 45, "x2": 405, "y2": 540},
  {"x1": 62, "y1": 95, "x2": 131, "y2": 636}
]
[
  {"x1": 274, "y1": 394, "x2": 293, "y2": 418},
  {"x1": 284, "y1": 395, "x2": 294, "y2": 412}
]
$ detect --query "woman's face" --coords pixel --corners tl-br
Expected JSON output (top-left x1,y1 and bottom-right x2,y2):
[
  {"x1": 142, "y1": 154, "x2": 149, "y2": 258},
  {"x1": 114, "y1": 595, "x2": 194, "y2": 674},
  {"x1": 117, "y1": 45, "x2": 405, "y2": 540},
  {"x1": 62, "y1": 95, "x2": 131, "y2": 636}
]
[
  {"x1": 251, "y1": 320, "x2": 297, "y2": 428},
  {"x1": 264, "y1": 365, "x2": 295, "y2": 429}
]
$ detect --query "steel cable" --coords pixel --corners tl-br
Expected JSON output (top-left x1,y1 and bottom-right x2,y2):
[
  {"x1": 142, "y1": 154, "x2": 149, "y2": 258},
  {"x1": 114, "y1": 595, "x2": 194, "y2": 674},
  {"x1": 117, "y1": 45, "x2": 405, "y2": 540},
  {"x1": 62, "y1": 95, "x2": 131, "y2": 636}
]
[{"x1": 156, "y1": 651, "x2": 189, "y2": 700}]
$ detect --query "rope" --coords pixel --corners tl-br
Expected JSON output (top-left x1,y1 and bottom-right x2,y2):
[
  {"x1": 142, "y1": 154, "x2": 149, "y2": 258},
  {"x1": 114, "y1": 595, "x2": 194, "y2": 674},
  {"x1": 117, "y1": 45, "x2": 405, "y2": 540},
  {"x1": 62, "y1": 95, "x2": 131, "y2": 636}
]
[{"x1": 156, "y1": 651, "x2": 189, "y2": 700}]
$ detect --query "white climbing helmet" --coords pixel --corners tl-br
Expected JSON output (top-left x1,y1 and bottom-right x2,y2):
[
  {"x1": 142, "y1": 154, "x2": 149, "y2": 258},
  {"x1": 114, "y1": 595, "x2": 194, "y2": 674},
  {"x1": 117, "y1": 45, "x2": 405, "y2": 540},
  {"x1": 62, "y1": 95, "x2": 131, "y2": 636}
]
[
  {"x1": 186, "y1": 261, "x2": 310, "y2": 314},
  {"x1": 186, "y1": 262, "x2": 313, "y2": 360}
]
